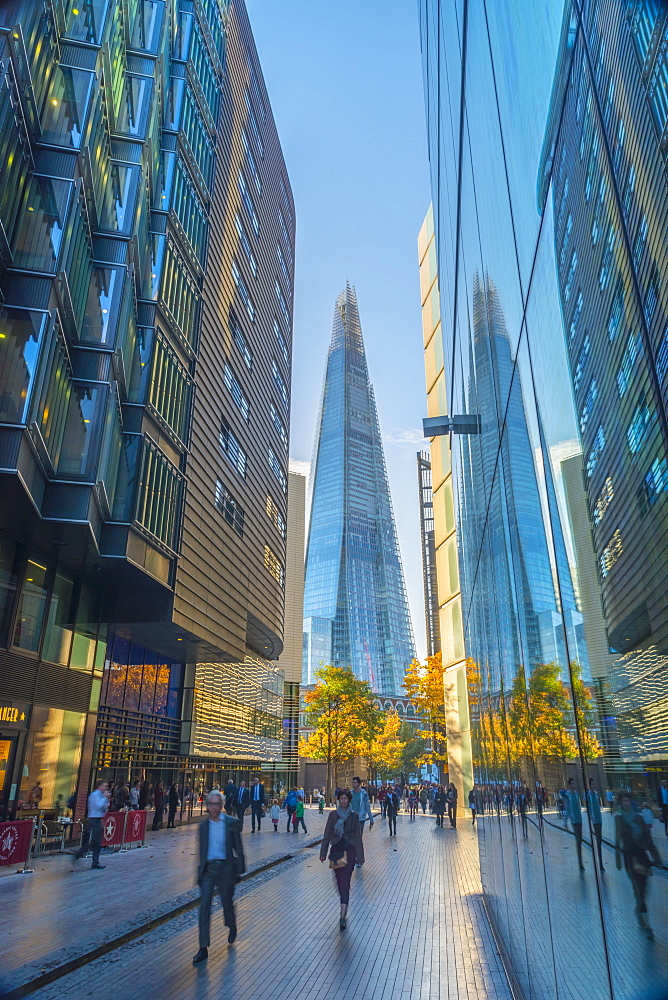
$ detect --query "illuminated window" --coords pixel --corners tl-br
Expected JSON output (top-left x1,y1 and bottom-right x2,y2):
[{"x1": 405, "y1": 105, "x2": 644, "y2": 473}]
[
  {"x1": 593, "y1": 477, "x2": 613, "y2": 525},
  {"x1": 264, "y1": 545, "x2": 284, "y2": 587},
  {"x1": 266, "y1": 495, "x2": 286, "y2": 538},
  {"x1": 599, "y1": 529, "x2": 622, "y2": 578}
]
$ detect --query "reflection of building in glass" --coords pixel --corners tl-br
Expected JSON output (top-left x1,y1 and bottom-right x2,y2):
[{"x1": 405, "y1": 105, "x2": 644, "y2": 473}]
[
  {"x1": 417, "y1": 452, "x2": 441, "y2": 656},
  {"x1": 462, "y1": 272, "x2": 587, "y2": 691},
  {"x1": 303, "y1": 285, "x2": 415, "y2": 695},
  {"x1": 541, "y1": 1, "x2": 668, "y2": 766},
  {"x1": 0, "y1": 0, "x2": 295, "y2": 818}
]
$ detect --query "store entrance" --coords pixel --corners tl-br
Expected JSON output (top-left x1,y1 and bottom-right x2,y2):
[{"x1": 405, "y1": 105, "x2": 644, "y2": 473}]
[{"x1": 0, "y1": 732, "x2": 19, "y2": 820}]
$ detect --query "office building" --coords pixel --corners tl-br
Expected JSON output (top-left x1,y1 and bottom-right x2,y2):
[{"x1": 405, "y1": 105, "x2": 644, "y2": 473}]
[
  {"x1": 417, "y1": 451, "x2": 441, "y2": 657},
  {"x1": 0, "y1": 0, "x2": 294, "y2": 819},
  {"x1": 419, "y1": 0, "x2": 668, "y2": 994},
  {"x1": 303, "y1": 285, "x2": 415, "y2": 696}
]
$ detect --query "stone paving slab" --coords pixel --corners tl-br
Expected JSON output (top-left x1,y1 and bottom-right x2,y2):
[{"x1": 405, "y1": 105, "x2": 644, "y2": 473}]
[
  {"x1": 23, "y1": 812, "x2": 512, "y2": 1000},
  {"x1": 0, "y1": 807, "x2": 328, "y2": 997}
]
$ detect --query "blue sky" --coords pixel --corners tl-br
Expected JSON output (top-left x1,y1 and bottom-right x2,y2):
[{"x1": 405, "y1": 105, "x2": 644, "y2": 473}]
[{"x1": 246, "y1": 0, "x2": 432, "y2": 660}]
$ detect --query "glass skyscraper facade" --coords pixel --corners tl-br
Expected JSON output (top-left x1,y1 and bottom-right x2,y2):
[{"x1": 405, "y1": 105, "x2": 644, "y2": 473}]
[
  {"x1": 420, "y1": 0, "x2": 668, "y2": 996},
  {"x1": 303, "y1": 285, "x2": 415, "y2": 695}
]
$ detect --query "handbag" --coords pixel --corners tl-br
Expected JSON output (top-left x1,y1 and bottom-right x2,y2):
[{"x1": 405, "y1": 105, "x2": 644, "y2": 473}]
[{"x1": 329, "y1": 850, "x2": 348, "y2": 870}]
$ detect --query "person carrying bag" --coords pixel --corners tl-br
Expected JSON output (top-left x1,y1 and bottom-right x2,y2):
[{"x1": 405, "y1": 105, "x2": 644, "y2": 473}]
[{"x1": 319, "y1": 788, "x2": 362, "y2": 930}]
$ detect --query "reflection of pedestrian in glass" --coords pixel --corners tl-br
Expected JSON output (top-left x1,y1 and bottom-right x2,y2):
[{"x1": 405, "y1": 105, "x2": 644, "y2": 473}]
[
  {"x1": 586, "y1": 779, "x2": 604, "y2": 872},
  {"x1": 468, "y1": 786, "x2": 477, "y2": 826},
  {"x1": 518, "y1": 787, "x2": 528, "y2": 838},
  {"x1": 564, "y1": 778, "x2": 584, "y2": 872},
  {"x1": 615, "y1": 792, "x2": 661, "y2": 940},
  {"x1": 659, "y1": 780, "x2": 668, "y2": 836},
  {"x1": 605, "y1": 787, "x2": 615, "y2": 814}
]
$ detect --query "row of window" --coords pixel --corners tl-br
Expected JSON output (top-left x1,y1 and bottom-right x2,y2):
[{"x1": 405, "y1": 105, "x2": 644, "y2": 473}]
[
  {"x1": 212, "y1": 482, "x2": 285, "y2": 588},
  {"x1": 219, "y1": 419, "x2": 287, "y2": 492}
]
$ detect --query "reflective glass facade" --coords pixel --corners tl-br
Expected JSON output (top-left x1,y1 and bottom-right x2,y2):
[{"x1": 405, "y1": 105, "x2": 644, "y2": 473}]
[
  {"x1": 420, "y1": 0, "x2": 668, "y2": 995},
  {"x1": 303, "y1": 286, "x2": 415, "y2": 695}
]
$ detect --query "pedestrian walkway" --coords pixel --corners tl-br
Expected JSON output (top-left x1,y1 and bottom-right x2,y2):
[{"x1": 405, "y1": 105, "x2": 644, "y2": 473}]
[
  {"x1": 24, "y1": 811, "x2": 511, "y2": 1000},
  {"x1": 0, "y1": 807, "x2": 327, "y2": 997}
]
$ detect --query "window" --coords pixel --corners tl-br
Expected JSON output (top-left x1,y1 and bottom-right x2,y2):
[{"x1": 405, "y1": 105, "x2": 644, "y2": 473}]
[
  {"x1": 656, "y1": 324, "x2": 668, "y2": 382},
  {"x1": 560, "y1": 214, "x2": 572, "y2": 269},
  {"x1": 564, "y1": 250, "x2": 578, "y2": 301},
  {"x1": 242, "y1": 130, "x2": 262, "y2": 195},
  {"x1": 238, "y1": 171, "x2": 259, "y2": 236},
  {"x1": 650, "y1": 52, "x2": 668, "y2": 133},
  {"x1": 644, "y1": 266, "x2": 659, "y2": 324},
  {"x1": 224, "y1": 362, "x2": 250, "y2": 421},
  {"x1": 569, "y1": 291, "x2": 584, "y2": 345},
  {"x1": 280, "y1": 175, "x2": 293, "y2": 224},
  {"x1": 229, "y1": 310, "x2": 252, "y2": 370},
  {"x1": 245, "y1": 91, "x2": 264, "y2": 157},
  {"x1": 220, "y1": 417, "x2": 247, "y2": 478},
  {"x1": 274, "y1": 317, "x2": 289, "y2": 364},
  {"x1": 232, "y1": 259, "x2": 255, "y2": 321},
  {"x1": 600, "y1": 529, "x2": 622, "y2": 578},
  {"x1": 215, "y1": 481, "x2": 245, "y2": 536},
  {"x1": 580, "y1": 378, "x2": 598, "y2": 432},
  {"x1": 613, "y1": 118, "x2": 625, "y2": 171},
  {"x1": 278, "y1": 208, "x2": 293, "y2": 264},
  {"x1": 133, "y1": 438, "x2": 185, "y2": 549},
  {"x1": 264, "y1": 544, "x2": 284, "y2": 587},
  {"x1": 277, "y1": 241, "x2": 290, "y2": 286},
  {"x1": 13, "y1": 557, "x2": 49, "y2": 652},
  {"x1": 633, "y1": 214, "x2": 648, "y2": 268},
  {"x1": 587, "y1": 425, "x2": 606, "y2": 477},
  {"x1": 616, "y1": 332, "x2": 643, "y2": 397},
  {"x1": 557, "y1": 178, "x2": 569, "y2": 224},
  {"x1": 268, "y1": 447, "x2": 286, "y2": 492},
  {"x1": 623, "y1": 163, "x2": 636, "y2": 215},
  {"x1": 272, "y1": 360, "x2": 288, "y2": 407},
  {"x1": 235, "y1": 214, "x2": 257, "y2": 276},
  {"x1": 573, "y1": 334, "x2": 590, "y2": 389},
  {"x1": 627, "y1": 394, "x2": 654, "y2": 454},
  {"x1": 266, "y1": 495, "x2": 286, "y2": 538},
  {"x1": 275, "y1": 279, "x2": 291, "y2": 327},
  {"x1": 270, "y1": 402, "x2": 288, "y2": 448},
  {"x1": 640, "y1": 456, "x2": 668, "y2": 511},
  {"x1": 598, "y1": 225, "x2": 616, "y2": 291},
  {"x1": 585, "y1": 137, "x2": 598, "y2": 201},
  {"x1": 593, "y1": 477, "x2": 613, "y2": 525},
  {"x1": 608, "y1": 279, "x2": 625, "y2": 340},
  {"x1": 630, "y1": 0, "x2": 661, "y2": 66}
]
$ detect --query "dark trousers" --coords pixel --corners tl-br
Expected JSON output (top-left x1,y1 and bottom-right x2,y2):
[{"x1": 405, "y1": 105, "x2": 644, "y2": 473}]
[
  {"x1": 77, "y1": 817, "x2": 102, "y2": 864},
  {"x1": 387, "y1": 810, "x2": 397, "y2": 835},
  {"x1": 421, "y1": 802, "x2": 427, "y2": 814},
  {"x1": 572, "y1": 822, "x2": 584, "y2": 868},
  {"x1": 294, "y1": 815, "x2": 307, "y2": 832},
  {"x1": 448, "y1": 803, "x2": 457, "y2": 828},
  {"x1": 286, "y1": 808, "x2": 295, "y2": 831},
  {"x1": 333, "y1": 846, "x2": 356, "y2": 904},
  {"x1": 152, "y1": 808, "x2": 163, "y2": 831},
  {"x1": 198, "y1": 860, "x2": 236, "y2": 948},
  {"x1": 435, "y1": 812, "x2": 444, "y2": 827},
  {"x1": 592, "y1": 821, "x2": 604, "y2": 867},
  {"x1": 167, "y1": 807, "x2": 177, "y2": 828},
  {"x1": 251, "y1": 802, "x2": 262, "y2": 831},
  {"x1": 520, "y1": 811, "x2": 527, "y2": 837},
  {"x1": 236, "y1": 805, "x2": 247, "y2": 829}
]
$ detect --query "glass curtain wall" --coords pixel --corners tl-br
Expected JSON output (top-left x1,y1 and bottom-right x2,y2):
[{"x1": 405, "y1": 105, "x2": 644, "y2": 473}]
[{"x1": 419, "y1": 1, "x2": 668, "y2": 997}]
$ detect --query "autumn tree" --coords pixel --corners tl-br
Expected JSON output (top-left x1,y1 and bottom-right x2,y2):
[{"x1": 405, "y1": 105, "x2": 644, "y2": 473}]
[
  {"x1": 397, "y1": 721, "x2": 428, "y2": 779},
  {"x1": 569, "y1": 662, "x2": 603, "y2": 760},
  {"x1": 403, "y1": 652, "x2": 448, "y2": 770},
  {"x1": 299, "y1": 665, "x2": 380, "y2": 800},
  {"x1": 364, "y1": 710, "x2": 407, "y2": 779}
]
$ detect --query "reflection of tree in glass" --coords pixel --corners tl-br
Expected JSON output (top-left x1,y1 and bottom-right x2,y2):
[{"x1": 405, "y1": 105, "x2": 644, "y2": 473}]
[
  {"x1": 509, "y1": 662, "x2": 601, "y2": 760},
  {"x1": 403, "y1": 653, "x2": 448, "y2": 769}
]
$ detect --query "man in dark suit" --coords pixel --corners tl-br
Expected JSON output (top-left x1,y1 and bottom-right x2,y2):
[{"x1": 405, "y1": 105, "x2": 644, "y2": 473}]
[
  {"x1": 192, "y1": 790, "x2": 246, "y2": 965},
  {"x1": 224, "y1": 779, "x2": 237, "y2": 816},
  {"x1": 250, "y1": 777, "x2": 265, "y2": 832},
  {"x1": 235, "y1": 779, "x2": 250, "y2": 829}
]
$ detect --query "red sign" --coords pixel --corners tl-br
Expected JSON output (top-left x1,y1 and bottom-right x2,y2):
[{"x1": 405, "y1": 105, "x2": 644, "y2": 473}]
[
  {"x1": 101, "y1": 812, "x2": 125, "y2": 847},
  {"x1": 123, "y1": 810, "x2": 147, "y2": 845},
  {"x1": 0, "y1": 820, "x2": 33, "y2": 867}
]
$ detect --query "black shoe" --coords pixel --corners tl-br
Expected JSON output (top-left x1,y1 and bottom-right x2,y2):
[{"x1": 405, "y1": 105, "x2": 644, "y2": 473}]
[
  {"x1": 340, "y1": 918, "x2": 347, "y2": 930},
  {"x1": 91, "y1": 864, "x2": 106, "y2": 870},
  {"x1": 228, "y1": 926, "x2": 237, "y2": 944},
  {"x1": 192, "y1": 948, "x2": 208, "y2": 965}
]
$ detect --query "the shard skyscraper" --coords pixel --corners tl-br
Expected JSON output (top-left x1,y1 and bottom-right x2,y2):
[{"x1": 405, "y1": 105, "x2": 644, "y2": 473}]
[{"x1": 303, "y1": 285, "x2": 415, "y2": 695}]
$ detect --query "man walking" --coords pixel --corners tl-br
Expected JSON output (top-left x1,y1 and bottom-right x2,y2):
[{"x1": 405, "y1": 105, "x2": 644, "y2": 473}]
[
  {"x1": 235, "y1": 780, "x2": 250, "y2": 830},
  {"x1": 224, "y1": 778, "x2": 237, "y2": 816},
  {"x1": 75, "y1": 779, "x2": 109, "y2": 869},
  {"x1": 351, "y1": 776, "x2": 373, "y2": 866},
  {"x1": 250, "y1": 777, "x2": 265, "y2": 832},
  {"x1": 586, "y1": 778, "x2": 605, "y2": 871},
  {"x1": 564, "y1": 777, "x2": 585, "y2": 872},
  {"x1": 192, "y1": 790, "x2": 245, "y2": 965},
  {"x1": 386, "y1": 787, "x2": 400, "y2": 837}
]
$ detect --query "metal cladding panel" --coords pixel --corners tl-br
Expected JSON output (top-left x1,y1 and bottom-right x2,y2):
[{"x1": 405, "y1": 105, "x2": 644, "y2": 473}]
[{"x1": 173, "y1": 0, "x2": 295, "y2": 662}]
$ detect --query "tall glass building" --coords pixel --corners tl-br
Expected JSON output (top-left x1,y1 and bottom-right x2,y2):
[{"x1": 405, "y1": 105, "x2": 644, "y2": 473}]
[
  {"x1": 419, "y1": 0, "x2": 668, "y2": 996},
  {"x1": 0, "y1": 0, "x2": 295, "y2": 820},
  {"x1": 303, "y1": 285, "x2": 415, "y2": 695}
]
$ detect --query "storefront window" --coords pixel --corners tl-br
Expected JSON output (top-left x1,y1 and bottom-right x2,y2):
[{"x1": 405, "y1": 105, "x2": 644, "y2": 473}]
[
  {"x1": 0, "y1": 307, "x2": 49, "y2": 424},
  {"x1": 13, "y1": 558, "x2": 49, "y2": 653},
  {"x1": 41, "y1": 570, "x2": 75, "y2": 665},
  {"x1": 17, "y1": 707, "x2": 85, "y2": 813}
]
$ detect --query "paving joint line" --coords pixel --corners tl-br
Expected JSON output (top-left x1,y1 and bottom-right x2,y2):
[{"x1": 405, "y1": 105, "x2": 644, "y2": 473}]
[{"x1": 1, "y1": 834, "x2": 326, "y2": 1000}]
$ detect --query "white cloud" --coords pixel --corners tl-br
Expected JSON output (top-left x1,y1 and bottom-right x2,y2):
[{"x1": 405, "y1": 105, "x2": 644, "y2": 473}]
[
  {"x1": 289, "y1": 459, "x2": 310, "y2": 478},
  {"x1": 383, "y1": 428, "x2": 426, "y2": 446}
]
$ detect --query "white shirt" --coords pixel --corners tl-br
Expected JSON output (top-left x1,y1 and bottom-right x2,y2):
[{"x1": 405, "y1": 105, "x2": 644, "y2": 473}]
[
  {"x1": 207, "y1": 817, "x2": 227, "y2": 861},
  {"x1": 87, "y1": 789, "x2": 109, "y2": 819}
]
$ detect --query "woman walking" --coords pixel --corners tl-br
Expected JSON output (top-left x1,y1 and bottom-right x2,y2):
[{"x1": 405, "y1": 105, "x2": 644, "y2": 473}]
[
  {"x1": 320, "y1": 789, "x2": 362, "y2": 930},
  {"x1": 615, "y1": 791, "x2": 661, "y2": 939},
  {"x1": 408, "y1": 788, "x2": 418, "y2": 821},
  {"x1": 447, "y1": 782, "x2": 458, "y2": 828},
  {"x1": 167, "y1": 782, "x2": 180, "y2": 828},
  {"x1": 434, "y1": 785, "x2": 446, "y2": 827},
  {"x1": 152, "y1": 780, "x2": 165, "y2": 831}
]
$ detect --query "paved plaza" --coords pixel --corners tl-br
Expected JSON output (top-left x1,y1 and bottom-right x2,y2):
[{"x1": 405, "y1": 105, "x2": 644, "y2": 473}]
[{"x1": 6, "y1": 811, "x2": 511, "y2": 1000}]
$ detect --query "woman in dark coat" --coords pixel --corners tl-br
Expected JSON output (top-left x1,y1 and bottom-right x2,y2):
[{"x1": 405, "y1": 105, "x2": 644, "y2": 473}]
[
  {"x1": 615, "y1": 791, "x2": 661, "y2": 939},
  {"x1": 320, "y1": 788, "x2": 362, "y2": 930},
  {"x1": 167, "y1": 782, "x2": 180, "y2": 828},
  {"x1": 434, "y1": 785, "x2": 447, "y2": 827},
  {"x1": 152, "y1": 780, "x2": 165, "y2": 831},
  {"x1": 447, "y1": 782, "x2": 458, "y2": 828}
]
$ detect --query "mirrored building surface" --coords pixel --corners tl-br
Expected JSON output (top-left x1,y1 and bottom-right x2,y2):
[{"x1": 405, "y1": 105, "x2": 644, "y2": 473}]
[{"x1": 419, "y1": 0, "x2": 668, "y2": 996}]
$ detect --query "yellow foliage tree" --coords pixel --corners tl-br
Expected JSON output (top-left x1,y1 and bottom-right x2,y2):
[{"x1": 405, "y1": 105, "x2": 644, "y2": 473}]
[
  {"x1": 364, "y1": 710, "x2": 407, "y2": 778},
  {"x1": 403, "y1": 652, "x2": 448, "y2": 770}
]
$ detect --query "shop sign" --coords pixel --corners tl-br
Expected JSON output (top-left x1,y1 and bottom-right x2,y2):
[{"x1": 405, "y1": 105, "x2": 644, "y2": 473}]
[
  {"x1": 0, "y1": 703, "x2": 28, "y2": 727},
  {"x1": 101, "y1": 812, "x2": 125, "y2": 847},
  {"x1": 0, "y1": 820, "x2": 33, "y2": 867}
]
